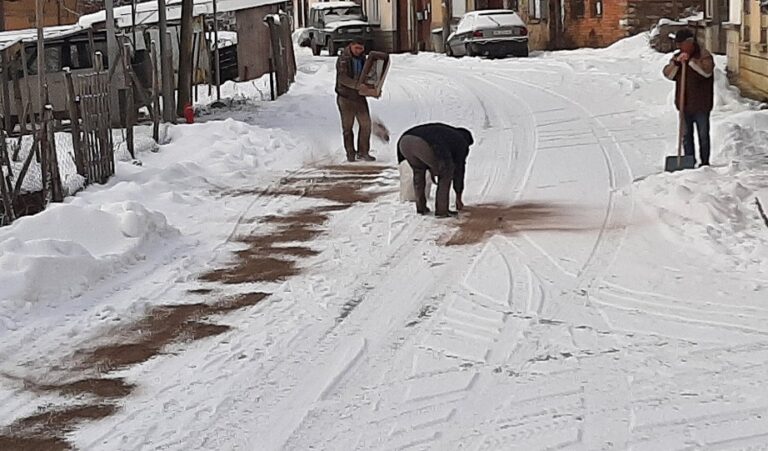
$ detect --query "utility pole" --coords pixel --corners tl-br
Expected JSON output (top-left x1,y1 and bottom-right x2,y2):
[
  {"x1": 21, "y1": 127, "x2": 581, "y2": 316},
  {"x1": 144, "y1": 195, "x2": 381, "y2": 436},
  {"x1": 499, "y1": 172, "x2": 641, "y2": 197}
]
[
  {"x1": 177, "y1": 0, "x2": 194, "y2": 117},
  {"x1": 105, "y1": 0, "x2": 123, "y2": 120},
  {"x1": 213, "y1": 0, "x2": 222, "y2": 102},
  {"x1": 35, "y1": 0, "x2": 48, "y2": 200},
  {"x1": 157, "y1": 0, "x2": 176, "y2": 122},
  {"x1": 442, "y1": 0, "x2": 452, "y2": 52},
  {"x1": 35, "y1": 0, "x2": 45, "y2": 116},
  {"x1": 132, "y1": 0, "x2": 138, "y2": 47}
]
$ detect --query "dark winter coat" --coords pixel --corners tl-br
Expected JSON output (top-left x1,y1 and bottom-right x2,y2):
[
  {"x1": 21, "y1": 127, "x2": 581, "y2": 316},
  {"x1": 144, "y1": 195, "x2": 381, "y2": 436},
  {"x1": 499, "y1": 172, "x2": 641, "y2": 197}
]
[
  {"x1": 336, "y1": 47, "x2": 367, "y2": 100},
  {"x1": 663, "y1": 44, "x2": 715, "y2": 114},
  {"x1": 397, "y1": 123, "x2": 474, "y2": 194}
]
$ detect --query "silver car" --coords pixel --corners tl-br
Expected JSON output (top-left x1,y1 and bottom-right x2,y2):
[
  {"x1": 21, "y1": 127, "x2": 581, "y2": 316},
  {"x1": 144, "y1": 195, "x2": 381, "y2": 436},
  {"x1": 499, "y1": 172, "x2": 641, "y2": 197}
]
[{"x1": 446, "y1": 10, "x2": 529, "y2": 58}]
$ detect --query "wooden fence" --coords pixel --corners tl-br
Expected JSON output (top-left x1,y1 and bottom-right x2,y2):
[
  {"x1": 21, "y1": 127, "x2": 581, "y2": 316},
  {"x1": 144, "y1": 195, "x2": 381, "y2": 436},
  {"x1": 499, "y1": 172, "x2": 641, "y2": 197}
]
[
  {"x1": 264, "y1": 13, "x2": 297, "y2": 99},
  {"x1": 73, "y1": 67, "x2": 115, "y2": 185}
]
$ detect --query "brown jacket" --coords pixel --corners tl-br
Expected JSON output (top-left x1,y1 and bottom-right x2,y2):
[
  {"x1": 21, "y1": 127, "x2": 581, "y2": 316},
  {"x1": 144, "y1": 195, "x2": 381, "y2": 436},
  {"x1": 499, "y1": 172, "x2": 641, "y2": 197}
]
[
  {"x1": 335, "y1": 47, "x2": 366, "y2": 100},
  {"x1": 663, "y1": 46, "x2": 715, "y2": 114}
]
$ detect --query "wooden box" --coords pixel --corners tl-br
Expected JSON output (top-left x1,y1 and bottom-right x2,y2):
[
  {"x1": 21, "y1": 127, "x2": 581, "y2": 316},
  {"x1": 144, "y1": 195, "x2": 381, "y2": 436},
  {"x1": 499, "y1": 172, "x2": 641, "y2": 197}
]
[{"x1": 358, "y1": 51, "x2": 391, "y2": 98}]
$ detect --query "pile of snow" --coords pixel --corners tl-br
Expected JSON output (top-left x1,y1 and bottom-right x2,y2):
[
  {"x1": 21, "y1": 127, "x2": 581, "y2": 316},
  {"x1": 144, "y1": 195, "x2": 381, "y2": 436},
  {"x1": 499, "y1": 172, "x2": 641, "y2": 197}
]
[
  {"x1": 0, "y1": 201, "x2": 178, "y2": 310},
  {"x1": 115, "y1": 131, "x2": 161, "y2": 161},
  {"x1": 638, "y1": 111, "x2": 768, "y2": 270}
]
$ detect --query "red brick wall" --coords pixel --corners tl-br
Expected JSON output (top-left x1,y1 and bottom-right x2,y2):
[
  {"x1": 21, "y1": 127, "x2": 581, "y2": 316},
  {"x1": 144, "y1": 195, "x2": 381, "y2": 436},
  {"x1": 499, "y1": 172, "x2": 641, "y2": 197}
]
[
  {"x1": 624, "y1": 0, "x2": 703, "y2": 35},
  {"x1": 562, "y1": 0, "x2": 629, "y2": 48},
  {"x1": 3, "y1": 0, "x2": 83, "y2": 31},
  {"x1": 516, "y1": 1, "x2": 551, "y2": 51}
]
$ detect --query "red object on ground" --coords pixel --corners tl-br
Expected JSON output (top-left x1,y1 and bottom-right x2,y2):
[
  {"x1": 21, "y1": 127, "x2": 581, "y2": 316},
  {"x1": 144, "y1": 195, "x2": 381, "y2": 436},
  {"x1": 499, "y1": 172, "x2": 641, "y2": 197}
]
[{"x1": 184, "y1": 104, "x2": 195, "y2": 124}]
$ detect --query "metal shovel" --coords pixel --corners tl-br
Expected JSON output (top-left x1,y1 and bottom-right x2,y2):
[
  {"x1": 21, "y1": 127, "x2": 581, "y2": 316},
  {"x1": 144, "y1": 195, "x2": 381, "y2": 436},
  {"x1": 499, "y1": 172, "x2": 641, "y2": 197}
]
[{"x1": 665, "y1": 63, "x2": 696, "y2": 172}]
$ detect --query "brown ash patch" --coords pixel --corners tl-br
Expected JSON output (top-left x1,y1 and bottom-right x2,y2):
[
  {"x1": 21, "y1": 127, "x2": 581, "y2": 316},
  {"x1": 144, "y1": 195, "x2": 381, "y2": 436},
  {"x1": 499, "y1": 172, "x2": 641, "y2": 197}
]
[
  {"x1": 0, "y1": 435, "x2": 71, "y2": 451},
  {"x1": 0, "y1": 404, "x2": 117, "y2": 450},
  {"x1": 201, "y1": 256, "x2": 300, "y2": 285},
  {"x1": 0, "y1": 165, "x2": 393, "y2": 448},
  {"x1": 183, "y1": 322, "x2": 232, "y2": 341},
  {"x1": 442, "y1": 202, "x2": 595, "y2": 246},
  {"x1": 214, "y1": 292, "x2": 270, "y2": 312},
  {"x1": 48, "y1": 378, "x2": 135, "y2": 399}
]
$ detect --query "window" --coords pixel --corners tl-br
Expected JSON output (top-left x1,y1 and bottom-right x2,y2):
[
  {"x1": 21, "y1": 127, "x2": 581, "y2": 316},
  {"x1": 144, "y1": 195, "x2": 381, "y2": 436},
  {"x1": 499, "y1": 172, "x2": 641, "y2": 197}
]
[
  {"x1": 744, "y1": 24, "x2": 751, "y2": 42},
  {"x1": 572, "y1": 0, "x2": 585, "y2": 19},
  {"x1": 744, "y1": 0, "x2": 750, "y2": 15},
  {"x1": 591, "y1": 0, "x2": 602, "y2": 17},
  {"x1": 67, "y1": 42, "x2": 92, "y2": 70},
  {"x1": 368, "y1": 0, "x2": 380, "y2": 24},
  {"x1": 705, "y1": 0, "x2": 713, "y2": 19},
  {"x1": 25, "y1": 46, "x2": 63, "y2": 75},
  {"x1": 528, "y1": 0, "x2": 544, "y2": 19}
]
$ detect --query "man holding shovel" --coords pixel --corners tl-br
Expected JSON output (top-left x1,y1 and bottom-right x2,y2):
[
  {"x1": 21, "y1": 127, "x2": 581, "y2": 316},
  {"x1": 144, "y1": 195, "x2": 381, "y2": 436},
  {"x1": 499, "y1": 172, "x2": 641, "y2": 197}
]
[{"x1": 663, "y1": 29, "x2": 715, "y2": 169}]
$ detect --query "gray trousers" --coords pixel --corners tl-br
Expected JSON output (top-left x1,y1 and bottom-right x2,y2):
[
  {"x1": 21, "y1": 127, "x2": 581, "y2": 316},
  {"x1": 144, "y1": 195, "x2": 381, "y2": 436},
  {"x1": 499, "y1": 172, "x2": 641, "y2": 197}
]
[
  {"x1": 337, "y1": 96, "x2": 371, "y2": 158},
  {"x1": 398, "y1": 135, "x2": 454, "y2": 215}
]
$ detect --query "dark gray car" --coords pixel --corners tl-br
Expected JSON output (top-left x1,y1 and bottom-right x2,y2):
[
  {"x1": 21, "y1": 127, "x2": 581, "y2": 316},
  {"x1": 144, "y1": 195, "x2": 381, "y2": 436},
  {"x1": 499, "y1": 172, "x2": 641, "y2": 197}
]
[
  {"x1": 446, "y1": 10, "x2": 529, "y2": 58},
  {"x1": 302, "y1": 2, "x2": 374, "y2": 56}
]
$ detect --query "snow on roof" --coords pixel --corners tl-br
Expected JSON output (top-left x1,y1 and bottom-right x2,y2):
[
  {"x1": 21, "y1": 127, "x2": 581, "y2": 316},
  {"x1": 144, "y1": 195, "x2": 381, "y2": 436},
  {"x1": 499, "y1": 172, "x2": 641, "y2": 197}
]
[
  {"x1": 312, "y1": 2, "x2": 360, "y2": 10},
  {"x1": 0, "y1": 25, "x2": 85, "y2": 51},
  {"x1": 465, "y1": 9, "x2": 517, "y2": 16},
  {"x1": 79, "y1": 0, "x2": 284, "y2": 29},
  {"x1": 679, "y1": 12, "x2": 705, "y2": 23}
]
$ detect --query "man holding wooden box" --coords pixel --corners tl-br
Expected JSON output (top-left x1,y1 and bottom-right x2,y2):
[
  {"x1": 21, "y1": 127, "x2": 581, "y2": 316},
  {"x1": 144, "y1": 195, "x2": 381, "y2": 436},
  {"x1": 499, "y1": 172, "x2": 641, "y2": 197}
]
[{"x1": 335, "y1": 39, "x2": 390, "y2": 162}]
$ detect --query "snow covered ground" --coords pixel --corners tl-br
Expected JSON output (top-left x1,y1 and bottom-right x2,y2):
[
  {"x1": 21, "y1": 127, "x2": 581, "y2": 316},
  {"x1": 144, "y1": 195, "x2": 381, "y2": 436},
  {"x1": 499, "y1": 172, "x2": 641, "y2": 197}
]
[{"x1": 2, "y1": 34, "x2": 768, "y2": 450}]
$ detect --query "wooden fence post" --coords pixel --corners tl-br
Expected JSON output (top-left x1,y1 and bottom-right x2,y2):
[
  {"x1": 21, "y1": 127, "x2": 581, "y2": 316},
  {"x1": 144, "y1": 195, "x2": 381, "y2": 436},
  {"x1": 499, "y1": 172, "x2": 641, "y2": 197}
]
[
  {"x1": 123, "y1": 43, "x2": 135, "y2": 159},
  {"x1": 44, "y1": 103, "x2": 63, "y2": 203},
  {"x1": 0, "y1": 130, "x2": 15, "y2": 225},
  {"x1": 0, "y1": 51, "x2": 12, "y2": 134},
  {"x1": 151, "y1": 40, "x2": 161, "y2": 143}
]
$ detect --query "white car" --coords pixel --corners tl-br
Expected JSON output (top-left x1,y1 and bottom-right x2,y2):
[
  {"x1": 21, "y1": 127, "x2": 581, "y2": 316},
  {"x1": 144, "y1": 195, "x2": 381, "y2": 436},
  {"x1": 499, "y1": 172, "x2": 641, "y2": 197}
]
[{"x1": 446, "y1": 10, "x2": 529, "y2": 58}]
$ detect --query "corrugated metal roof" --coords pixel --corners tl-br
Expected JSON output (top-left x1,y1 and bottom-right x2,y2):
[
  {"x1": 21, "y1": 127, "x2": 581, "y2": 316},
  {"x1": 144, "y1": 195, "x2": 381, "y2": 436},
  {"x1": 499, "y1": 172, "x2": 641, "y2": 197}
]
[
  {"x1": 79, "y1": 0, "x2": 286, "y2": 29},
  {"x1": 0, "y1": 25, "x2": 86, "y2": 51}
]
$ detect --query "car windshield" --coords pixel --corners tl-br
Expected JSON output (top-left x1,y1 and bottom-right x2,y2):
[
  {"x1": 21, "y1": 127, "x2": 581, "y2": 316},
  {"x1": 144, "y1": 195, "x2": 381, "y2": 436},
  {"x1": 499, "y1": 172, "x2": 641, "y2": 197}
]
[
  {"x1": 322, "y1": 6, "x2": 364, "y2": 21},
  {"x1": 476, "y1": 13, "x2": 521, "y2": 28}
]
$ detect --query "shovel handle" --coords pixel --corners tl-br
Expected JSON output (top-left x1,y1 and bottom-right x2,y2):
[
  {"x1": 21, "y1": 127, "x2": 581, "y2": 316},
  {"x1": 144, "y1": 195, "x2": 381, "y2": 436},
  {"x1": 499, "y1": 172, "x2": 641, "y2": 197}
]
[{"x1": 677, "y1": 64, "x2": 687, "y2": 165}]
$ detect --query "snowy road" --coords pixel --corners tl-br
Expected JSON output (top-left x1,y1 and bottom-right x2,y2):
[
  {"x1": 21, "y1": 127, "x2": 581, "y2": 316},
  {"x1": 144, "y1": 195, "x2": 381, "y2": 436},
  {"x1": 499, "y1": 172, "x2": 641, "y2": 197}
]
[{"x1": 2, "y1": 37, "x2": 768, "y2": 450}]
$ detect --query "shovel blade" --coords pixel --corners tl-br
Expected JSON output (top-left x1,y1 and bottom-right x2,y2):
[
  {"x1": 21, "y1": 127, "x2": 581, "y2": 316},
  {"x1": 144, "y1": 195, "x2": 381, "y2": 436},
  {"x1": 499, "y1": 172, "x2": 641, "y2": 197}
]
[{"x1": 664, "y1": 155, "x2": 696, "y2": 172}]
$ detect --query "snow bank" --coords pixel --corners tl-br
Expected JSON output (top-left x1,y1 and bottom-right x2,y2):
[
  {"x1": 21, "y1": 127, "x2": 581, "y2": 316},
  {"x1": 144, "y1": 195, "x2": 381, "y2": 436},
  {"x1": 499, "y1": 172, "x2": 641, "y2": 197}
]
[
  {"x1": 0, "y1": 202, "x2": 178, "y2": 308},
  {"x1": 638, "y1": 111, "x2": 768, "y2": 269}
]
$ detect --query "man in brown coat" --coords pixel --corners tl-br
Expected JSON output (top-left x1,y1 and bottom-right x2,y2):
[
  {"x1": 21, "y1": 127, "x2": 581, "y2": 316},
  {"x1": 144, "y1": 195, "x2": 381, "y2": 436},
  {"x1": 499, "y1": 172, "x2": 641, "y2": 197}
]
[
  {"x1": 336, "y1": 38, "x2": 375, "y2": 162},
  {"x1": 663, "y1": 29, "x2": 715, "y2": 167}
]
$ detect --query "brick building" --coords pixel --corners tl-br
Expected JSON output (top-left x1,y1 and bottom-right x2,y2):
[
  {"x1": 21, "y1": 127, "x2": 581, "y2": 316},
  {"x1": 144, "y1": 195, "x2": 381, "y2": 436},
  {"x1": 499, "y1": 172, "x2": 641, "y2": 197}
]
[
  {"x1": 516, "y1": 0, "x2": 704, "y2": 50},
  {"x1": 1, "y1": 0, "x2": 86, "y2": 31}
]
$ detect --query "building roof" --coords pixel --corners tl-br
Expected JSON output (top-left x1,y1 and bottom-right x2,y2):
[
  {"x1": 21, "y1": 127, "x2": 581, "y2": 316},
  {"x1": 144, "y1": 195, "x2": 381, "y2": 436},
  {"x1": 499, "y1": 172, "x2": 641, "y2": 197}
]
[
  {"x1": 0, "y1": 25, "x2": 85, "y2": 51},
  {"x1": 79, "y1": 0, "x2": 285, "y2": 29},
  {"x1": 464, "y1": 9, "x2": 518, "y2": 16},
  {"x1": 311, "y1": 2, "x2": 360, "y2": 10}
]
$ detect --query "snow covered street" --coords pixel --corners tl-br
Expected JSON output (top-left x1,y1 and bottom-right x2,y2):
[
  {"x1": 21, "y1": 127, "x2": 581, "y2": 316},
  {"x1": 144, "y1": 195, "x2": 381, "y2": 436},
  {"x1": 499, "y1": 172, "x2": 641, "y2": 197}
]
[{"x1": 2, "y1": 35, "x2": 768, "y2": 450}]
